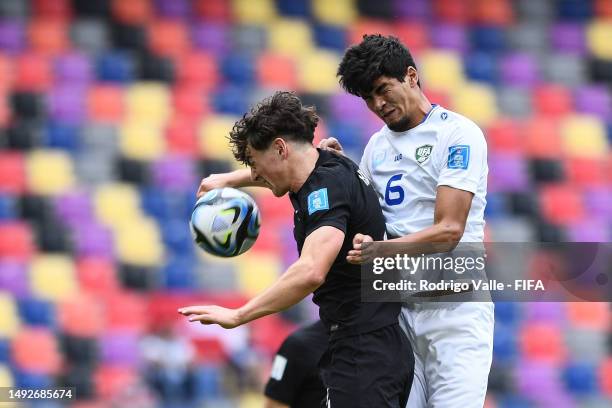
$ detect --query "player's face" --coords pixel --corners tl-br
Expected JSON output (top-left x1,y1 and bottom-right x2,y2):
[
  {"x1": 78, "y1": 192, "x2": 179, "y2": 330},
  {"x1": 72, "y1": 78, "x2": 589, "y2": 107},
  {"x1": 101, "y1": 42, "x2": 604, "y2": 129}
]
[
  {"x1": 246, "y1": 141, "x2": 290, "y2": 197},
  {"x1": 363, "y1": 69, "x2": 420, "y2": 132}
]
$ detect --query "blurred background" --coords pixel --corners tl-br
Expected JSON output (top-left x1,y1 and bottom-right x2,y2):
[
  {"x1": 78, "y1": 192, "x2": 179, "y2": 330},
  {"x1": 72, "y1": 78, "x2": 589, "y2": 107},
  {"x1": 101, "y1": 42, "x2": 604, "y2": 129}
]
[{"x1": 0, "y1": 0, "x2": 610, "y2": 407}]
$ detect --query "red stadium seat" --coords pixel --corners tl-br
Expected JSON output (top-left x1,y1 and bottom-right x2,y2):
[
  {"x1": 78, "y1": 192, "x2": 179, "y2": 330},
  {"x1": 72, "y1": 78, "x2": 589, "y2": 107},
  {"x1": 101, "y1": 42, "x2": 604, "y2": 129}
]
[
  {"x1": 250, "y1": 315, "x2": 295, "y2": 355},
  {"x1": 111, "y1": 0, "x2": 153, "y2": 24},
  {"x1": 0, "y1": 152, "x2": 26, "y2": 194},
  {"x1": 424, "y1": 89, "x2": 451, "y2": 110},
  {"x1": 540, "y1": 185, "x2": 585, "y2": 225},
  {"x1": 103, "y1": 292, "x2": 150, "y2": 333},
  {"x1": 533, "y1": 85, "x2": 573, "y2": 118},
  {"x1": 58, "y1": 294, "x2": 105, "y2": 337},
  {"x1": 172, "y1": 85, "x2": 210, "y2": 119},
  {"x1": 32, "y1": 0, "x2": 72, "y2": 20},
  {"x1": 94, "y1": 366, "x2": 139, "y2": 400},
  {"x1": 0, "y1": 55, "x2": 13, "y2": 93},
  {"x1": 250, "y1": 226, "x2": 281, "y2": 253},
  {"x1": 595, "y1": 0, "x2": 612, "y2": 18},
  {"x1": 14, "y1": 53, "x2": 52, "y2": 91},
  {"x1": 486, "y1": 118, "x2": 523, "y2": 153},
  {"x1": 566, "y1": 158, "x2": 607, "y2": 187},
  {"x1": 165, "y1": 115, "x2": 199, "y2": 157},
  {"x1": 28, "y1": 19, "x2": 69, "y2": 55},
  {"x1": 600, "y1": 357, "x2": 612, "y2": 397},
  {"x1": 433, "y1": 0, "x2": 469, "y2": 24},
  {"x1": 0, "y1": 222, "x2": 35, "y2": 260},
  {"x1": 256, "y1": 53, "x2": 299, "y2": 90},
  {"x1": 12, "y1": 328, "x2": 62, "y2": 374},
  {"x1": 76, "y1": 257, "x2": 120, "y2": 295},
  {"x1": 176, "y1": 52, "x2": 219, "y2": 91},
  {"x1": 471, "y1": 0, "x2": 514, "y2": 26},
  {"x1": 348, "y1": 20, "x2": 395, "y2": 46},
  {"x1": 88, "y1": 85, "x2": 125, "y2": 123},
  {"x1": 148, "y1": 20, "x2": 189, "y2": 58},
  {"x1": 194, "y1": 0, "x2": 232, "y2": 22},
  {"x1": 523, "y1": 118, "x2": 563, "y2": 158},
  {"x1": 192, "y1": 337, "x2": 227, "y2": 364},
  {"x1": 394, "y1": 22, "x2": 429, "y2": 55},
  {"x1": 567, "y1": 302, "x2": 609, "y2": 330},
  {"x1": 519, "y1": 323, "x2": 565, "y2": 363}
]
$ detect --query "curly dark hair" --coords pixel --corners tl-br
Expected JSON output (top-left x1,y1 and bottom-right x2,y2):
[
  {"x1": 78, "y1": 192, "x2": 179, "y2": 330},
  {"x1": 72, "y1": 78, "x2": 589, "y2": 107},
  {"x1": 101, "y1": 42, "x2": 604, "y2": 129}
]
[
  {"x1": 228, "y1": 91, "x2": 319, "y2": 165},
  {"x1": 337, "y1": 34, "x2": 419, "y2": 97}
]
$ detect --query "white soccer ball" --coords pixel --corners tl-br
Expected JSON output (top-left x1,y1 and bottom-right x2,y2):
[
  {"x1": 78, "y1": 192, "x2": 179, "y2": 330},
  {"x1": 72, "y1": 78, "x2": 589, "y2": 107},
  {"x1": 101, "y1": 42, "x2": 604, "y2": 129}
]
[{"x1": 190, "y1": 188, "x2": 260, "y2": 257}]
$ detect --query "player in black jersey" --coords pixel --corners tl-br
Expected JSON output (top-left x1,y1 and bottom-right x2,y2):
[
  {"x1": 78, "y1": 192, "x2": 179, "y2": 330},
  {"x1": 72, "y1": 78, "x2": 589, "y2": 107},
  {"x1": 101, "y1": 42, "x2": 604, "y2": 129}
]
[
  {"x1": 264, "y1": 321, "x2": 327, "y2": 408},
  {"x1": 179, "y1": 91, "x2": 413, "y2": 407}
]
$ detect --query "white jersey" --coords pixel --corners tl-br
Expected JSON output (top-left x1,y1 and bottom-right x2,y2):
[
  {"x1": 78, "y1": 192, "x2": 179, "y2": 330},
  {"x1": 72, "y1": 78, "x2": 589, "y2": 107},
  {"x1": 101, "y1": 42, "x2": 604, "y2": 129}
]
[{"x1": 359, "y1": 105, "x2": 487, "y2": 242}]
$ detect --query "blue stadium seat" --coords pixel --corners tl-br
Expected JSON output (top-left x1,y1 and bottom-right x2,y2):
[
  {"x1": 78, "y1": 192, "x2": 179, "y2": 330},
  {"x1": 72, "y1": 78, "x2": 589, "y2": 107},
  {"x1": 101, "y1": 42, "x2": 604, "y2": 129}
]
[
  {"x1": 212, "y1": 85, "x2": 251, "y2": 115},
  {"x1": 497, "y1": 395, "x2": 535, "y2": 408},
  {"x1": 13, "y1": 370, "x2": 54, "y2": 389},
  {"x1": 470, "y1": 26, "x2": 508, "y2": 53},
  {"x1": 0, "y1": 339, "x2": 10, "y2": 363},
  {"x1": 221, "y1": 54, "x2": 255, "y2": 86},
  {"x1": 162, "y1": 256, "x2": 196, "y2": 290},
  {"x1": 493, "y1": 324, "x2": 516, "y2": 363},
  {"x1": 313, "y1": 24, "x2": 347, "y2": 52},
  {"x1": 276, "y1": 0, "x2": 311, "y2": 17},
  {"x1": 140, "y1": 187, "x2": 173, "y2": 221},
  {"x1": 17, "y1": 298, "x2": 55, "y2": 327},
  {"x1": 160, "y1": 219, "x2": 194, "y2": 255},
  {"x1": 464, "y1": 52, "x2": 499, "y2": 85},
  {"x1": 562, "y1": 362, "x2": 598, "y2": 395},
  {"x1": 45, "y1": 121, "x2": 80, "y2": 152},
  {"x1": 0, "y1": 195, "x2": 16, "y2": 220},
  {"x1": 483, "y1": 192, "x2": 509, "y2": 219},
  {"x1": 494, "y1": 302, "x2": 520, "y2": 326},
  {"x1": 96, "y1": 52, "x2": 136, "y2": 82},
  {"x1": 326, "y1": 120, "x2": 366, "y2": 152},
  {"x1": 557, "y1": 0, "x2": 593, "y2": 21}
]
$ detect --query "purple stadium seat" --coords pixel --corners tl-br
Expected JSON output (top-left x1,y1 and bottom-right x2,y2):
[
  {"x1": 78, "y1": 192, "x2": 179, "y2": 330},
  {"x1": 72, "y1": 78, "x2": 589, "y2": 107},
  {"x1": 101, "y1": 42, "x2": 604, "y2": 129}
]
[
  {"x1": 515, "y1": 361, "x2": 565, "y2": 398},
  {"x1": 100, "y1": 332, "x2": 141, "y2": 366},
  {"x1": 393, "y1": 0, "x2": 430, "y2": 20},
  {"x1": 329, "y1": 93, "x2": 370, "y2": 123},
  {"x1": 500, "y1": 52, "x2": 540, "y2": 87},
  {"x1": 567, "y1": 219, "x2": 610, "y2": 241},
  {"x1": 72, "y1": 221, "x2": 114, "y2": 258},
  {"x1": 488, "y1": 153, "x2": 530, "y2": 192},
  {"x1": 191, "y1": 22, "x2": 230, "y2": 55},
  {"x1": 54, "y1": 52, "x2": 93, "y2": 84},
  {"x1": 154, "y1": 0, "x2": 190, "y2": 19},
  {"x1": 583, "y1": 188, "x2": 611, "y2": 221},
  {"x1": 54, "y1": 191, "x2": 93, "y2": 225},
  {"x1": 574, "y1": 85, "x2": 612, "y2": 120},
  {"x1": 550, "y1": 23, "x2": 586, "y2": 54},
  {"x1": 48, "y1": 85, "x2": 87, "y2": 124},
  {"x1": 430, "y1": 23, "x2": 469, "y2": 53},
  {"x1": 0, "y1": 20, "x2": 25, "y2": 53},
  {"x1": 152, "y1": 156, "x2": 196, "y2": 191},
  {"x1": 0, "y1": 261, "x2": 28, "y2": 296},
  {"x1": 524, "y1": 302, "x2": 566, "y2": 323}
]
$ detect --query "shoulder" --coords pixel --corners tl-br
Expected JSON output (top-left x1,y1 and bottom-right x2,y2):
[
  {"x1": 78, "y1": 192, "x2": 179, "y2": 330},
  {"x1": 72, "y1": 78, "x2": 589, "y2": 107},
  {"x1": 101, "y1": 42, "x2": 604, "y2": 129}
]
[{"x1": 433, "y1": 107, "x2": 486, "y2": 144}]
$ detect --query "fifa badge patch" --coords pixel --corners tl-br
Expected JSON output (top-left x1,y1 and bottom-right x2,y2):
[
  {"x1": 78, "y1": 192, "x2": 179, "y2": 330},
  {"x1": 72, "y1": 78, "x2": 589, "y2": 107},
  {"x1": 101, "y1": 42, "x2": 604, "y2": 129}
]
[
  {"x1": 270, "y1": 354, "x2": 288, "y2": 381},
  {"x1": 448, "y1": 145, "x2": 470, "y2": 169},
  {"x1": 308, "y1": 188, "x2": 329, "y2": 215},
  {"x1": 415, "y1": 144, "x2": 433, "y2": 164}
]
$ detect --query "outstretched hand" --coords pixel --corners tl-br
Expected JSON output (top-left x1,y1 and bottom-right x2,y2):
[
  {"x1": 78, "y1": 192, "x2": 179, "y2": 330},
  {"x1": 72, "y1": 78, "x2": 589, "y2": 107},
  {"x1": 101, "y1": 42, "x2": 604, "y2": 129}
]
[
  {"x1": 346, "y1": 233, "x2": 377, "y2": 264},
  {"x1": 178, "y1": 305, "x2": 242, "y2": 329}
]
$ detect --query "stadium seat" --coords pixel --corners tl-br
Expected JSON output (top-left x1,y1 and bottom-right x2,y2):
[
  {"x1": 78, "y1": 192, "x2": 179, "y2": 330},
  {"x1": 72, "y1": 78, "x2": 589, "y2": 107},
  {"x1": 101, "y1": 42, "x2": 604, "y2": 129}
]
[
  {"x1": 173, "y1": 86, "x2": 210, "y2": 120},
  {"x1": 100, "y1": 332, "x2": 141, "y2": 367},
  {"x1": 0, "y1": 195, "x2": 15, "y2": 220},
  {"x1": 533, "y1": 85, "x2": 573, "y2": 117},
  {"x1": 0, "y1": 20, "x2": 25, "y2": 54},
  {"x1": 198, "y1": 115, "x2": 240, "y2": 161},
  {"x1": 452, "y1": 83, "x2": 498, "y2": 126},
  {"x1": 486, "y1": 119, "x2": 523, "y2": 152},
  {"x1": 162, "y1": 256, "x2": 196, "y2": 290},
  {"x1": 567, "y1": 218, "x2": 610, "y2": 241},
  {"x1": 221, "y1": 53, "x2": 256, "y2": 87},
  {"x1": 256, "y1": 52, "x2": 298, "y2": 90},
  {"x1": 232, "y1": 0, "x2": 276, "y2": 24},
  {"x1": 420, "y1": 51, "x2": 464, "y2": 91},
  {"x1": 26, "y1": 149, "x2": 75, "y2": 195},
  {"x1": 563, "y1": 362, "x2": 598, "y2": 395},
  {"x1": 233, "y1": 24, "x2": 268, "y2": 54},
  {"x1": 508, "y1": 23, "x2": 548, "y2": 54},
  {"x1": 48, "y1": 84, "x2": 87, "y2": 123},
  {"x1": 93, "y1": 182, "x2": 144, "y2": 227},
  {"x1": 77, "y1": 257, "x2": 119, "y2": 295},
  {"x1": 551, "y1": 22, "x2": 587, "y2": 54},
  {"x1": 560, "y1": 115, "x2": 608, "y2": 159},
  {"x1": 493, "y1": 324, "x2": 516, "y2": 362},
  {"x1": 103, "y1": 292, "x2": 150, "y2": 333},
  {"x1": 0, "y1": 152, "x2": 26, "y2": 194},
  {"x1": 567, "y1": 302, "x2": 609, "y2": 330},
  {"x1": 236, "y1": 253, "x2": 282, "y2": 296},
  {"x1": 488, "y1": 153, "x2": 529, "y2": 192},
  {"x1": 394, "y1": 22, "x2": 429, "y2": 54},
  {"x1": 94, "y1": 365, "x2": 139, "y2": 400},
  {"x1": 29, "y1": 255, "x2": 77, "y2": 301},
  {"x1": 176, "y1": 52, "x2": 219, "y2": 90},
  {"x1": 58, "y1": 294, "x2": 105, "y2": 337},
  {"x1": 28, "y1": 19, "x2": 68, "y2": 55},
  {"x1": 268, "y1": 19, "x2": 314, "y2": 57},
  {"x1": 96, "y1": 51, "x2": 136, "y2": 83},
  {"x1": 0, "y1": 293, "x2": 20, "y2": 338},
  {"x1": 152, "y1": 156, "x2": 196, "y2": 191},
  {"x1": 17, "y1": 297, "x2": 55, "y2": 327},
  {"x1": 586, "y1": 19, "x2": 612, "y2": 59},
  {"x1": 393, "y1": 0, "x2": 430, "y2": 20},
  {"x1": 433, "y1": 0, "x2": 469, "y2": 24},
  {"x1": 464, "y1": 52, "x2": 498, "y2": 84},
  {"x1": 499, "y1": 52, "x2": 540, "y2": 87},
  {"x1": 88, "y1": 85, "x2": 125, "y2": 123},
  {"x1": 0, "y1": 222, "x2": 35, "y2": 260},
  {"x1": 312, "y1": 0, "x2": 356, "y2": 26},
  {"x1": 55, "y1": 52, "x2": 93, "y2": 85},
  {"x1": 313, "y1": 23, "x2": 347, "y2": 52},
  {"x1": 574, "y1": 85, "x2": 611, "y2": 119},
  {"x1": 496, "y1": 86, "x2": 532, "y2": 118},
  {"x1": 519, "y1": 323, "x2": 565, "y2": 363},
  {"x1": 539, "y1": 185, "x2": 585, "y2": 225},
  {"x1": 70, "y1": 19, "x2": 110, "y2": 54},
  {"x1": 12, "y1": 328, "x2": 62, "y2": 374},
  {"x1": 124, "y1": 83, "x2": 170, "y2": 125},
  {"x1": 523, "y1": 117, "x2": 563, "y2": 158},
  {"x1": 566, "y1": 158, "x2": 607, "y2": 186},
  {"x1": 470, "y1": 25, "x2": 507, "y2": 53},
  {"x1": 583, "y1": 187, "x2": 611, "y2": 220},
  {"x1": 111, "y1": 0, "x2": 152, "y2": 24},
  {"x1": 191, "y1": 21, "x2": 230, "y2": 55},
  {"x1": 0, "y1": 364, "x2": 13, "y2": 388},
  {"x1": 601, "y1": 358, "x2": 612, "y2": 397},
  {"x1": 524, "y1": 302, "x2": 565, "y2": 323},
  {"x1": 193, "y1": 0, "x2": 231, "y2": 21},
  {"x1": 114, "y1": 217, "x2": 164, "y2": 266},
  {"x1": 32, "y1": 0, "x2": 71, "y2": 19},
  {"x1": 148, "y1": 20, "x2": 189, "y2": 57},
  {"x1": 119, "y1": 120, "x2": 165, "y2": 160},
  {"x1": 542, "y1": 53, "x2": 587, "y2": 86},
  {"x1": 347, "y1": 20, "x2": 395, "y2": 47},
  {"x1": 165, "y1": 116, "x2": 199, "y2": 157},
  {"x1": 297, "y1": 50, "x2": 341, "y2": 93},
  {"x1": 13, "y1": 53, "x2": 52, "y2": 91}
]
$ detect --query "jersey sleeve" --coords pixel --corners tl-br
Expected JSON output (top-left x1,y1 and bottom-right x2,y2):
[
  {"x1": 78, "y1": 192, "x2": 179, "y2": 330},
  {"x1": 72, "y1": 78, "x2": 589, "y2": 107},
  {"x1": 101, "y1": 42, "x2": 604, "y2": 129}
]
[
  {"x1": 436, "y1": 122, "x2": 487, "y2": 194},
  {"x1": 263, "y1": 336, "x2": 313, "y2": 405},
  {"x1": 303, "y1": 171, "x2": 351, "y2": 237}
]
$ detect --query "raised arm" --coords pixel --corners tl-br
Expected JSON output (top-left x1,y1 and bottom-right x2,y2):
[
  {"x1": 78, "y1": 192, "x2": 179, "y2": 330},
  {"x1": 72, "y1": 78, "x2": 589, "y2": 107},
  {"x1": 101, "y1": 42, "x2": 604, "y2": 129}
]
[{"x1": 196, "y1": 168, "x2": 268, "y2": 198}]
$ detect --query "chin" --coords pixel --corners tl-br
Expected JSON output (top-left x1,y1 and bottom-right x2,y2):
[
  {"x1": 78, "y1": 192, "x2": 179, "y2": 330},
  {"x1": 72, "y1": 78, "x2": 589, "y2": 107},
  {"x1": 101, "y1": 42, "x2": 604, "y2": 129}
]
[{"x1": 387, "y1": 117, "x2": 411, "y2": 132}]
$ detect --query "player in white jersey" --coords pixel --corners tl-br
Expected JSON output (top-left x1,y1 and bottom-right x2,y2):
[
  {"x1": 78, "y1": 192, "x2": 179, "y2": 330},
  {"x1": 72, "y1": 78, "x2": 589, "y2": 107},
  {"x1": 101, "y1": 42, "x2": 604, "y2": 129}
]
[{"x1": 324, "y1": 34, "x2": 494, "y2": 408}]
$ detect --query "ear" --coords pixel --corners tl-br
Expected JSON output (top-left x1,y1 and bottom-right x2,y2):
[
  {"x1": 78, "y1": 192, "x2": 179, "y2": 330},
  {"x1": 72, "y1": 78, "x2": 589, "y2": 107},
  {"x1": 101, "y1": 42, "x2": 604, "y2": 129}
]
[
  {"x1": 407, "y1": 66, "x2": 419, "y2": 87},
  {"x1": 273, "y1": 138, "x2": 288, "y2": 159}
]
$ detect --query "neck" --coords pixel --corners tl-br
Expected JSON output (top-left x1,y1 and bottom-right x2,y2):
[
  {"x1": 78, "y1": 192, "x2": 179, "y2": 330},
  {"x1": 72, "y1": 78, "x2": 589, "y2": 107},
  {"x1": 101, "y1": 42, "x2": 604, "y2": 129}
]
[
  {"x1": 395, "y1": 92, "x2": 433, "y2": 132},
  {"x1": 289, "y1": 146, "x2": 319, "y2": 193}
]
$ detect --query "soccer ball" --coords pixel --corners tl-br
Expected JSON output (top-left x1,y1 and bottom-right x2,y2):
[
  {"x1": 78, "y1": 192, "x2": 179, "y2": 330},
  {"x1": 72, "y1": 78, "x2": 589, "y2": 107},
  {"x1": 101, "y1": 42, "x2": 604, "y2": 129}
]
[{"x1": 190, "y1": 188, "x2": 261, "y2": 257}]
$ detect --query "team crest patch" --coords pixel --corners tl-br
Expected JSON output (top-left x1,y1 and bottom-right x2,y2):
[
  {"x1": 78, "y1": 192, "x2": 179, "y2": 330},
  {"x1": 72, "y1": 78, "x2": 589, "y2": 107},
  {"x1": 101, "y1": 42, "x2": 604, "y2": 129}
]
[
  {"x1": 448, "y1": 145, "x2": 470, "y2": 169},
  {"x1": 415, "y1": 144, "x2": 433, "y2": 164},
  {"x1": 308, "y1": 188, "x2": 329, "y2": 215}
]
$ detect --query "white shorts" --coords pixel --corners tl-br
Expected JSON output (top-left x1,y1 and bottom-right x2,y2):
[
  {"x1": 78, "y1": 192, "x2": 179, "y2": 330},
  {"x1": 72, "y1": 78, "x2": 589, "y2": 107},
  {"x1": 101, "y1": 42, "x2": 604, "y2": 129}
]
[{"x1": 399, "y1": 302, "x2": 494, "y2": 408}]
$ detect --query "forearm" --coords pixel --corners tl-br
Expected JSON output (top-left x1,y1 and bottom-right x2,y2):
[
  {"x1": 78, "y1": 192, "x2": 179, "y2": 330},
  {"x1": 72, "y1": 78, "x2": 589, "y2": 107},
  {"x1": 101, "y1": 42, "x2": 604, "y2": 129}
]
[
  {"x1": 379, "y1": 223, "x2": 463, "y2": 257},
  {"x1": 227, "y1": 169, "x2": 268, "y2": 188},
  {"x1": 237, "y1": 260, "x2": 320, "y2": 325}
]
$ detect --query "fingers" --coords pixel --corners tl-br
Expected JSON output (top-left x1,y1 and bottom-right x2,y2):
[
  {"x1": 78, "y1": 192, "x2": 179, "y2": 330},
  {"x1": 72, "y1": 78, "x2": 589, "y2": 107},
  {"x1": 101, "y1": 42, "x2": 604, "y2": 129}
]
[
  {"x1": 353, "y1": 233, "x2": 365, "y2": 246},
  {"x1": 178, "y1": 306, "x2": 208, "y2": 316}
]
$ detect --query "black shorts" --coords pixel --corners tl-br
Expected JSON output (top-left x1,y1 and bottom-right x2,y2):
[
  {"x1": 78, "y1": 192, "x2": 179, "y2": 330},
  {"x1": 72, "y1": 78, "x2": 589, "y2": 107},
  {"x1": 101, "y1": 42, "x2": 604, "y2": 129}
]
[{"x1": 318, "y1": 323, "x2": 414, "y2": 408}]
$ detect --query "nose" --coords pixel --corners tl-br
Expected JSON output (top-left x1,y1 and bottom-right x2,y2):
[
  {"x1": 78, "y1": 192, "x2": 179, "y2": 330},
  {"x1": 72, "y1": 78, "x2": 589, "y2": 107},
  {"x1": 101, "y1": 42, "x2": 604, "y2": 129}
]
[{"x1": 373, "y1": 95, "x2": 386, "y2": 114}]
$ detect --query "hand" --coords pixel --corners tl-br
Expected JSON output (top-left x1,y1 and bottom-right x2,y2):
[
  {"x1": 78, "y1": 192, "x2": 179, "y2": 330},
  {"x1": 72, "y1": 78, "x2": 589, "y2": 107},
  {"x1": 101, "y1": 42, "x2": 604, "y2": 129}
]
[
  {"x1": 346, "y1": 233, "x2": 377, "y2": 264},
  {"x1": 178, "y1": 305, "x2": 242, "y2": 329},
  {"x1": 317, "y1": 137, "x2": 344, "y2": 155},
  {"x1": 196, "y1": 173, "x2": 232, "y2": 198}
]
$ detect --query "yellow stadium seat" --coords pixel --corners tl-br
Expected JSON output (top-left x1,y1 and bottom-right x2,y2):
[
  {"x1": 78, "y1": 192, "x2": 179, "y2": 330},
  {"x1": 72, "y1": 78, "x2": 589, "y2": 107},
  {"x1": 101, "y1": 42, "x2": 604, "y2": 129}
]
[
  {"x1": 26, "y1": 150, "x2": 75, "y2": 195},
  {"x1": 452, "y1": 83, "x2": 498, "y2": 126},
  {"x1": 419, "y1": 51, "x2": 465, "y2": 92},
  {"x1": 114, "y1": 218, "x2": 164, "y2": 266},
  {"x1": 297, "y1": 50, "x2": 342, "y2": 93},
  {"x1": 232, "y1": 0, "x2": 276, "y2": 24},
  {"x1": 268, "y1": 19, "x2": 314, "y2": 57},
  {"x1": 119, "y1": 119, "x2": 165, "y2": 160},
  {"x1": 124, "y1": 83, "x2": 171, "y2": 125},
  {"x1": 0, "y1": 364, "x2": 13, "y2": 388},
  {"x1": 240, "y1": 392, "x2": 265, "y2": 408},
  {"x1": 30, "y1": 255, "x2": 77, "y2": 302},
  {"x1": 560, "y1": 114, "x2": 608, "y2": 159},
  {"x1": 236, "y1": 253, "x2": 281, "y2": 297},
  {"x1": 94, "y1": 183, "x2": 142, "y2": 228},
  {"x1": 586, "y1": 20, "x2": 612, "y2": 59},
  {"x1": 312, "y1": 0, "x2": 357, "y2": 26},
  {"x1": 199, "y1": 115, "x2": 240, "y2": 162},
  {"x1": 0, "y1": 293, "x2": 19, "y2": 338}
]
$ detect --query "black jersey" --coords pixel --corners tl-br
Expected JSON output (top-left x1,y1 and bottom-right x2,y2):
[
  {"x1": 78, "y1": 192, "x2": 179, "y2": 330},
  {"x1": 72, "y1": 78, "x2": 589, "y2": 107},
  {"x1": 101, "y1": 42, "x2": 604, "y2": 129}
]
[
  {"x1": 289, "y1": 149, "x2": 400, "y2": 338},
  {"x1": 264, "y1": 321, "x2": 327, "y2": 407}
]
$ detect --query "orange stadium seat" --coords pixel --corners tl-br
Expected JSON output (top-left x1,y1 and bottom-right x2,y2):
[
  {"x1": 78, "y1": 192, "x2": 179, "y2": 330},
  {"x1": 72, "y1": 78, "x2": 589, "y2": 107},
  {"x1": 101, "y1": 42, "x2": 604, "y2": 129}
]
[
  {"x1": 600, "y1": 357, "x2": 612, "y2": 397},
  {"x1": 519, "y1": 323, "x2": 566, "y2": 363},
  {"x1": 566, "y1": 158, "x2": 607, "y2": 187},
  {"x1": 471, "y1": 0, "x2": 514, "y2": 26},
  {"x1": 433, "y1": 0, "x2": 469, "y2": 24},
  {"x1": 567, "y1": 302, "x2": 609, "y2": 330},
  {"x1": 523, "y1": 117, "x2": 562, "y2": 158},
  {"x1": 0, "y1": 55, "x2": 14, "y2": 92},
  {"x1": 58, "y1": 294, "x2": 105, "y2": 337},
  {"x1": 540, "y1": 185, "x2": 585, "y2": 225},
  {"x1": 13, "y1": 53, "x2": 52, "y2": 91},
  {"x1": 172, "y1": 85, "x2": 210, "y2": 119},
  {"x1": 596, "y1": 0, "x2": 612, "y2": 18},
  {"x1": 148, "y1": 20, "x2": 189, "y2": 57},
  {"x1": 486, "y1": 118, "x2": 523, "y2": 153},
  {"x1": 348, "y1": 20, "x2": 395, "y2": 47},
  {"x1": 256, "y1": 52, "x2": 298, "y2": 90},
  {"x1": 533, "y1": 84, "x2": 573, "y2": 118},
  {"x1": 28, "y1": 19, "x2": 68, "y2": 55},
  {"x1": 76, "y1": 257, "x2": 120, "y2": 295},
  {"x1": 12, "y1": 328, "x2": 62, "y2": 374},
  {"x1": 103, "y1": 292, "x2": 150, "y2": 333},
  {"x1": 111, "y1": 0, "x2": 152, "y2": 24},
  {"x1": 0, "y1": 222, "x2": 35, "y2": 260},
  {"x1": 176, "y1": 52, "x2": 219, "y2": 91},
  {"x1": 0, "y1": 152, "x2": 26, "y2": 194},
  {"x1": 394, "y1": 22, "x2": 430, "y2": 55},
  {"x1": 194, "y1": 0, "x2": 232, "y2": 22},
  {"x1": 165, "y1": 115, "x2": 199, "y2": 157},
  {"x1": 88, "y1": 85, "x2": 125, "y2": 123}
]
